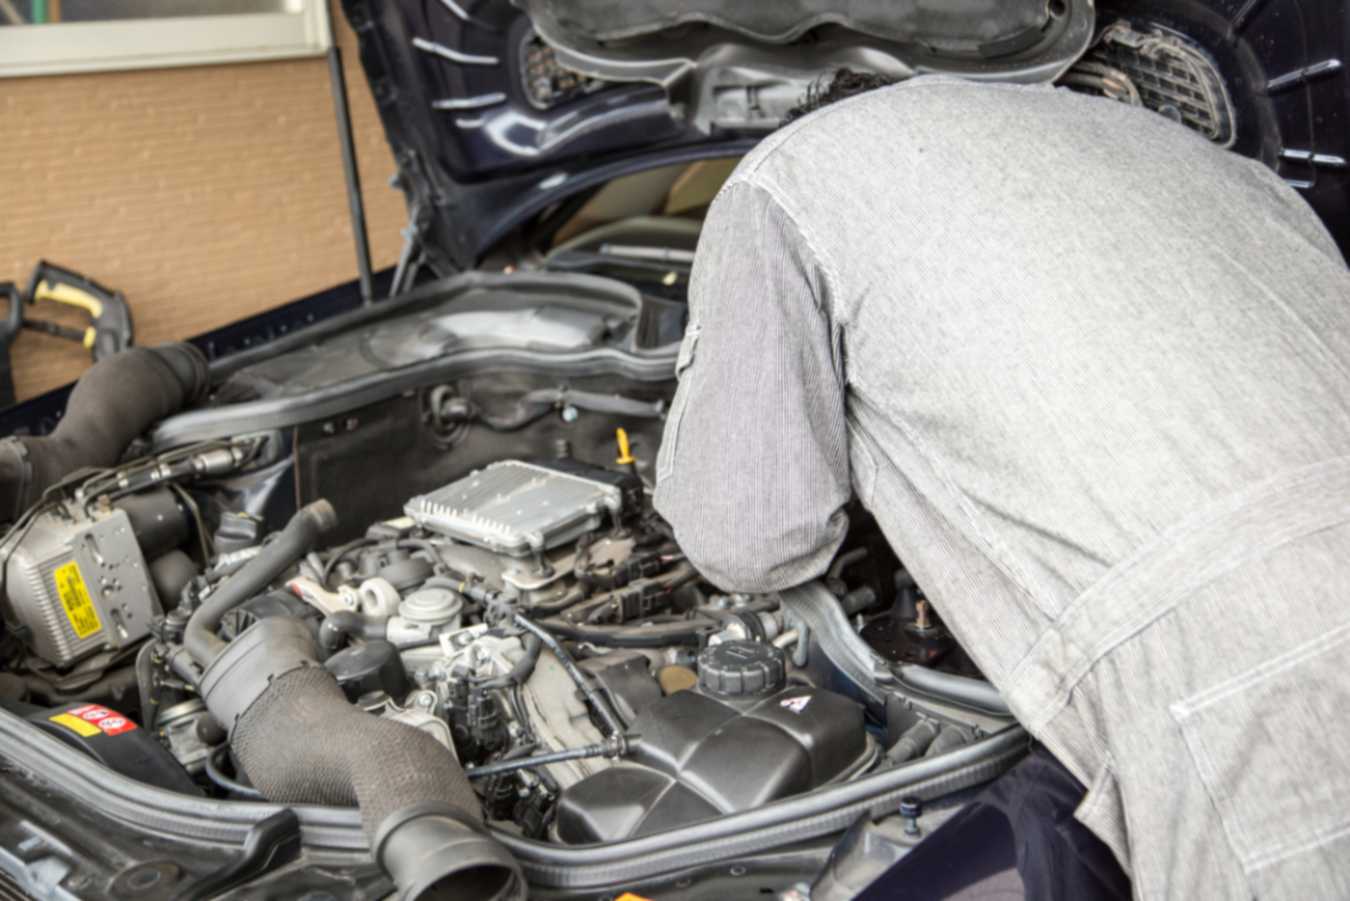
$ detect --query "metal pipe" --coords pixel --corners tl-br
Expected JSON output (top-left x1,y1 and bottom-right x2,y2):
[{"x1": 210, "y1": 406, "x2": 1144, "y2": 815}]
[
  {"x1": 465, "y1": 742, "x2": 612, "y2": 780},
  {"x1": 326, "y1": 44, "x2": 374, "y2": 306}
]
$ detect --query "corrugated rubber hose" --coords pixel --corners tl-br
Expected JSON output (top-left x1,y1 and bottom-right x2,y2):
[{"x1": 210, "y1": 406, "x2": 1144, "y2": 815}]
[
  {"x1": 0, "y1": 342, "x2": 209, "y2": 521},
  {"x1": 196, "y1": 589, "x2": 521, "y2": 899},
  {"x1": 184, "y1": 500, "x2": 339, "y2": 667},
  {"x1": 230, "y1": 663, "x2": 523, "y2": 900}
]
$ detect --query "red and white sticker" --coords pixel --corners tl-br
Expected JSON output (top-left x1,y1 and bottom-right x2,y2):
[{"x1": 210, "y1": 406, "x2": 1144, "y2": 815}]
[
  {"x1": 780, "y1": 695, "x2": 811, "y2": 714},
  {"x1": 68, "y1": 704, "x2": 137, "y2": 736}
]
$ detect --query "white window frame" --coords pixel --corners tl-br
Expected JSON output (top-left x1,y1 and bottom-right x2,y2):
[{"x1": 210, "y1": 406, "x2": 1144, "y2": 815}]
[{"x1": 0, "y1": 1, "x2": 331, "y2": 78}]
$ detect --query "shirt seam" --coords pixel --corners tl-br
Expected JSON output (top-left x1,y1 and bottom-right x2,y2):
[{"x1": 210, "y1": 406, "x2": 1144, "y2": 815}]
[
  {"x1": 717, "y1": 177, "x2": 848, "y2": 330},
  {"x1": 715, "y1": 129, "x2": 1060, "y2": 620},
  {"x1": 847, "y1": 390, "x2": 1057, "y2": 650}
]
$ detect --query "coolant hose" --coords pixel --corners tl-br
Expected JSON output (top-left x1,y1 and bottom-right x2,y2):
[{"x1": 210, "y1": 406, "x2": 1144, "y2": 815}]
[
  {"x1": 0, "y1": 343, "x2": 209, "y2": 521},
  {"x1": 318, "y1": 609, "x2": 389, "y2": 653},
  {"x1": 199, "y1": 617, "x2": 523, "y2": 900},
  {"x1": 184, "y1": 500, "x2": 337, "y2": 667},
  {"x1": 886, "y1": 719, "x2": 940, "y2": 764},
  {"x1": 477, "y1": 633, "x2": 542, "y2": 690}
]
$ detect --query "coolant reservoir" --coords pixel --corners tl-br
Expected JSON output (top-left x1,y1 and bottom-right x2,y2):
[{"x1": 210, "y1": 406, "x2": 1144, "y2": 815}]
[{"x1": 553, "y1": 642, "x2": 874, "y2": 843}]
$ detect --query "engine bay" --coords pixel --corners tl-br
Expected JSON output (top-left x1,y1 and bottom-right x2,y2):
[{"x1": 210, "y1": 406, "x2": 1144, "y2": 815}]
[{"x1": 0, "y1": 378, "x2": 1018, "y2": 896}]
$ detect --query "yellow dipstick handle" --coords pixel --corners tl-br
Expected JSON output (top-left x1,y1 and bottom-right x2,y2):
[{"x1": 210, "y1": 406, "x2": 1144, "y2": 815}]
[{"x1": 615, "y1": 428, "x2": 636, "y2": 465}]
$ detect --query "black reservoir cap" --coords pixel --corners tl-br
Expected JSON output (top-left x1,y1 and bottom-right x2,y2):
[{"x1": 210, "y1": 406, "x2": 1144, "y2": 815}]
[{"x1": 697, "y1": 640, "x2": 786, "y2": 698}]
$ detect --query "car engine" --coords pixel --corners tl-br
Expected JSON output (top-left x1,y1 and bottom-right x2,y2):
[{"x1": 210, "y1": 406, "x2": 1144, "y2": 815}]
[
  {"x1": 0, "y1": 428, "x2": 1007, "y2": 841},
  {"x1": 0, "y1": 340, "x2": 1016, "y2": 899}
]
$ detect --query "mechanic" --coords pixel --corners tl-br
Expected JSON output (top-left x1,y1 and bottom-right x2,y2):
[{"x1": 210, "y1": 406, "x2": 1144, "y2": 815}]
[{"x1": 654, "y1": 72, "x2": 1350, "y2": 899}]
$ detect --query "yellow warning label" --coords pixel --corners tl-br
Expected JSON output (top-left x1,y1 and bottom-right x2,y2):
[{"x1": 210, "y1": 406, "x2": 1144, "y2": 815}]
[
  {"x1": 53, "y1": 561, "x2": 102, "y2": 639},
  {"x1": 49, "y1": 712, "x2": 101, "y2": 737}
]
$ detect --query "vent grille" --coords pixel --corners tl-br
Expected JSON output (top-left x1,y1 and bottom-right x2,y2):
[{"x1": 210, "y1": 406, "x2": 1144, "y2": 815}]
[
  {"x1": 1062, "y1": 20, "x2": 1236, "y2": 147},
  {"x1": 0, "y1": 867, "x2": 32, "y2": 901}
]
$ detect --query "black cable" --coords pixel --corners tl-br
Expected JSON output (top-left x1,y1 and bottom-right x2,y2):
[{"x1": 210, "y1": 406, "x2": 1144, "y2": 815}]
[
  {"x1": 204, "y1": 745, "x2": 263, "y2": 800},
  {"x1": 134, "y1": 641, "x2": 161, "y2": 730},
  {"x1": 320, "y1": 536, "x2": 377, "y2": 588},
  {"x1": 476, "y1": 633, "x2": 543, "y2": 690},
  {"x1": 511, "y1": 613, "x2": 626, "y2": 742},
  {"x1": 465, "y1": 742, "x2": 613, "y2": 780}
]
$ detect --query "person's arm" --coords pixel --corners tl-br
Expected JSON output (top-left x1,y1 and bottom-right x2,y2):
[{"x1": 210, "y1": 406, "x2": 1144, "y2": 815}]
[{"x1": 653, "y1": 178, "x2": 851, "y2": 592}]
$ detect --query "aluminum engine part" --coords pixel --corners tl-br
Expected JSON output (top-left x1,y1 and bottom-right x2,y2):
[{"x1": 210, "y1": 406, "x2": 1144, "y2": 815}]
[
  {"x1": 401, "y1": 623, "x2": 526, "y2": 690},
  {"x1": 5, "y1": 503, "x2": 159, "y2": 667},
  {"x1": 404, "y1": 460, "x2": 622, "y2": 557},
  {"x1": 520, "y1": 651, "x2": 610, "y2": 789},
  {"x1": 384, "y1": 705, "x2": 457, "y2": 758},
  {"x1": 411, "y1": 538, "x2": 585, "y2": 609},
  {"x1": 386, "y1": 585, "x2": 465, "y2": 648}
]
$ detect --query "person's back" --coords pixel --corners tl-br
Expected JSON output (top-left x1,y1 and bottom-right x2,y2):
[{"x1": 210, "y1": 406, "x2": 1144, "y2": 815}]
[{"x1": 655, "y1": 78, "x2": 1350, "y2": 898}]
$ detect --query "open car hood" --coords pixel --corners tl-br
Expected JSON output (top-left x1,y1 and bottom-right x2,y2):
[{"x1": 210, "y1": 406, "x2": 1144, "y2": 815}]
[{"x1": 340, "y1": 0, "x2": 1094, "y2": 272}]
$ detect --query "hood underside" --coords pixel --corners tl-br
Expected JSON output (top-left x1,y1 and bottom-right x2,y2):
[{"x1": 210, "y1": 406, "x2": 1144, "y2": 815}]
[{"x1": 341, "y1": 0, "x2": 1094, "y2": 272}]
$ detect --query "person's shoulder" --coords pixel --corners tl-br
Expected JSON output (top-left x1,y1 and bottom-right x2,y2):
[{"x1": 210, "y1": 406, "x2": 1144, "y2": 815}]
[{"x1": 729, "y1": 77, "x2": 1031, "y2": 183}]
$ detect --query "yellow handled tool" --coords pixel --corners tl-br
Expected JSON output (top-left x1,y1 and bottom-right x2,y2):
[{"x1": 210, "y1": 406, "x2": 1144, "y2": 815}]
[{"x1": 23, "y1": 261, "x2": 134, "y2": 361}]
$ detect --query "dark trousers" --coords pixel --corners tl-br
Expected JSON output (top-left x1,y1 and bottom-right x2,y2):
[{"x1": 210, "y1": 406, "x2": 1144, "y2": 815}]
[{"x1": 859, "y1": 745, "x2": 1132, "y2": 900}]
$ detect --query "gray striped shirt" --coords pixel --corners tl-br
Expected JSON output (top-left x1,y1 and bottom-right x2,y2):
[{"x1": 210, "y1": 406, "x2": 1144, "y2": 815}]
[
  {"x1": 652, "y1": 78, "x2": 1350, "y2": 894},
  {"x1": 655, "y1": 77, "x2": 1350, "y2": 621}
]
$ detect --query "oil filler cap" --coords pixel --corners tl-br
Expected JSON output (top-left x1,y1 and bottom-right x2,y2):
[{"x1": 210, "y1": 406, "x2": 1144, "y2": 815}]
[{"x1": 697, "y1": 640, "x2": 786, "y2": 698}]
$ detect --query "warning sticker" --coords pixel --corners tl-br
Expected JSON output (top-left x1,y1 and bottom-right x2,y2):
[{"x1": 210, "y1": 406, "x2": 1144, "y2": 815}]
[
  {"x1": 780, "y1": 695, "x2": 811, "y2": 714},
  {"x1": 56, "y1": 705, "x2": 137, "y2": 737},
  {"x1": 52, "y1": 560, "x2": 102, "y2": 640},
  {"x1": 49, "y1": 712, "x2": 101, "y2": 737}
]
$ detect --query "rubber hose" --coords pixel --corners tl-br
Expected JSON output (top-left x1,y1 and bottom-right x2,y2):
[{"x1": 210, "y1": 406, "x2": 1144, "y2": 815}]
[
  {"x1": 924, "y1": 724, "x2": 973, "y2": 758},
  {"x1": 465, "y1": 741, "x2": 609, "y2": 780},
  {"x1": 886, "y1": 719, "x2": 940, "y2": 764},
  {"x1": 0, "y1": 343, "x2": 208, "y2": 521},
  {"x1": 318, "y1": 609, "x2": 389, "y2": 653},
  {"x1": 148, "y1": 551, "x2": 198, "y2": 610},
  {"x1": 116, "y1": 489, "x2": 190, "y2": 558},
  {"x1": 22, "y1": 665, "x2": 138, "y2": 707},
  {"x1": 535, "y1": 618, "x2": 709, "y2": 648},
  {"x1": 477, "y1": 634, "x2": 542, "y2": 689},
  {"x1": 184, "y1": 500, "x2": 337, "y2": 667},
  {"x1": 134, "y1": 641, "x2": 161, "y2": 729},
  {"x1": 511, "y1": 613, "x2": 625, "y2": 741},
  {"x1": 204, "y1": 745, "x2": 263, "y2": 800},
  {"x1": 896, "y1": 664, "x2": 1010, "y2": 716},
  {"x1": 230, "y1": 664, "x2": 523, "y2": 900}
]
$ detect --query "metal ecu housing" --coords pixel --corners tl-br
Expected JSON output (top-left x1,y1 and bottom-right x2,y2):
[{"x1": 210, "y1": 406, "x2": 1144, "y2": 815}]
[
  {"x1": 5, "y1": 505, "x2": 159, "y2": 668},
  {"x1": 404, "y1": 460, "x2": 623, "y2": 558}
]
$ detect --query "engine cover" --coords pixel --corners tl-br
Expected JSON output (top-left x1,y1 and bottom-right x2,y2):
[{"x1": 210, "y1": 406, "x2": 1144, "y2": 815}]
[{"x1": 553, "y1": 682, "x2": 873, "y2": 843}]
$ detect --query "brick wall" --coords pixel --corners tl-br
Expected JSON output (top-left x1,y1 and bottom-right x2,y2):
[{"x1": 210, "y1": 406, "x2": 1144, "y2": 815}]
[{"x1": 1, "y1": 16, "x2": 406, "y2": 402}]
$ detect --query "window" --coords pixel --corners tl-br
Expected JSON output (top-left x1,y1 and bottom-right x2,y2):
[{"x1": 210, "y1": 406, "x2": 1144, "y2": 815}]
[{"x1": 0, "y1": 0, "x2": 331, "y2": 77}]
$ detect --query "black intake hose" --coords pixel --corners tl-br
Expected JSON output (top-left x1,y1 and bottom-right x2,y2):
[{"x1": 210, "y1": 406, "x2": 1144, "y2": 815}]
[
  {"x1": 199, "y1": 617, "x2": 522, "y2": 900},
  {"x1": 184, "y1": 500, "x2": 338, "y2": 667},
  {"x1": 0, "y1": 343, "x2": 208, "y2": 521}
]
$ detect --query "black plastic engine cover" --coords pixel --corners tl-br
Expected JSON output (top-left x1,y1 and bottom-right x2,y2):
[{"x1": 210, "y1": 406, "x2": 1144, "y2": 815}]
[{"x1": 554, "y1": 683, "x2": 870, "y2": 842}]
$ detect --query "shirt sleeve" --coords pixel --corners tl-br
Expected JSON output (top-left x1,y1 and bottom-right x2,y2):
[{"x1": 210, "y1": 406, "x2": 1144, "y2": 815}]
[{"x1": 653, "y1": 178, "x2": 851, "y2": 592}]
